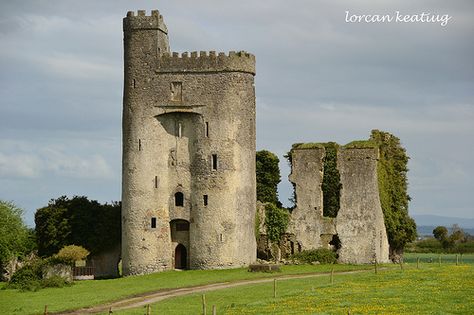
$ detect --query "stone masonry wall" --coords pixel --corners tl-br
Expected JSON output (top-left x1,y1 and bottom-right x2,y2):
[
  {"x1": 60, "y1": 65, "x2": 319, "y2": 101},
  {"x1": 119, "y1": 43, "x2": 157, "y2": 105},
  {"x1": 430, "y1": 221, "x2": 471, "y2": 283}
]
[
  {"x1": 286, "y1": 145, "x2": 389, "y2": 264},
  {"x1": 336, "y1": 147, "x2": 390, "y2": 263}
]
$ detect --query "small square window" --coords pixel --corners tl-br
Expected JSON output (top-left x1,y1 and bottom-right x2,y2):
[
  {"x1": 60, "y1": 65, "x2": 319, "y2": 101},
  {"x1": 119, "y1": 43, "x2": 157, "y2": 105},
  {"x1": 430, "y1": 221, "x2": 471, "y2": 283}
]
[{"x1": 203, "y1": 195, "x2": 208, "y2": 206}]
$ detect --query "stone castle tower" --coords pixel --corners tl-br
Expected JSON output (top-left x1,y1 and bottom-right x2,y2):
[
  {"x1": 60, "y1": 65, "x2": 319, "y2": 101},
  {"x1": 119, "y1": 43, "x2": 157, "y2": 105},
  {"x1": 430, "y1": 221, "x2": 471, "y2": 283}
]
[{"x1": 122, "y1": 10, "x2": 257, "y2": 275}]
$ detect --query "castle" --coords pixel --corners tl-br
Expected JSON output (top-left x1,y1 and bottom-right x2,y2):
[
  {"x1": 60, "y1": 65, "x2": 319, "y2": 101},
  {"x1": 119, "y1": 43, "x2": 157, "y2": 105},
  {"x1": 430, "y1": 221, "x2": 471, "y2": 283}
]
[
  {"x1": 121, "y1": 10, "x2": 389, "y2": 276},
  {"x1": 121, "y1": 10, "x2": 256, "y2": 275}
]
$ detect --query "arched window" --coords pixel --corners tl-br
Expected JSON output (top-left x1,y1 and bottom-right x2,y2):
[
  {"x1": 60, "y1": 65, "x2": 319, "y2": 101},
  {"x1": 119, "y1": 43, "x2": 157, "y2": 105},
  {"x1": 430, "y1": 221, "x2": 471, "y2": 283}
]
[{"x1": 175, "y1": 192, "x2": 184, "y2": 207}]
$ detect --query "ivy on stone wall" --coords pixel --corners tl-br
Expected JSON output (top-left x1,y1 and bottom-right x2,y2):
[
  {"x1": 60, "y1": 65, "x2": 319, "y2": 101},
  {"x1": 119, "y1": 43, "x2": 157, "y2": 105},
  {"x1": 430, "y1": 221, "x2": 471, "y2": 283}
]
[
  {"x1": 370, "y1": 130, "x2": 417, "y2": 255},
  {"x1": 256, "y1": 150, "x2": 282, "y2": 207},
  {"x1": 264, "y1": 203, "x2": 289, "y2": 243},
  {"x1": 322, "y1": 142, "x2": 341, "y2": 218}
]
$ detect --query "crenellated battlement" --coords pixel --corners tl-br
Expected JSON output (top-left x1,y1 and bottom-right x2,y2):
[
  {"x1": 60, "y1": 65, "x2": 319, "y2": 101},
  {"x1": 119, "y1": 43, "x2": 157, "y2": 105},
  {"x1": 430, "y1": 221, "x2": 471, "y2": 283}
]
[
  {"x1": 123, "y1": 10, "x2": 168, "y2": 33},
  {"x1": 157, "y1": 50, "x2": 255, "y2": 74}
]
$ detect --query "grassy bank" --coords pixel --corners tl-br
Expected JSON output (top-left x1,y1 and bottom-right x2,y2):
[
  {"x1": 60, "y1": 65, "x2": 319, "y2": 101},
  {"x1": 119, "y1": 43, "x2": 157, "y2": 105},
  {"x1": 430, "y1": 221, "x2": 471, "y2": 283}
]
[
  {"x1": 0, "y1": 264, "x2": 370, "y2": 315},
  {"x1": 114, "y1": 264, "x2": 473, "y2": 314}
]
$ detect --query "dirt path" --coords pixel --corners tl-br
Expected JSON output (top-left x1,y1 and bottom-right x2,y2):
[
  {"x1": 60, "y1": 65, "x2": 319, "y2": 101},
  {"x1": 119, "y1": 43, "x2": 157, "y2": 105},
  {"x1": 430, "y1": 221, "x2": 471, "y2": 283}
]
[{"x1": 58, "y1": 269, "x2": 371, "y2": 314}]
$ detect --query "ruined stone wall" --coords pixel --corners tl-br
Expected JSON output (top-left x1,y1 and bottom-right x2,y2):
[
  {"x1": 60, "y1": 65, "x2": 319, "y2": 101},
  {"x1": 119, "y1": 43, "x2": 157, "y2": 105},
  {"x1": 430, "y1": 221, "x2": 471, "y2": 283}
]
[
  {"x1": 287, "y1": 148, "x2": 336, "y2": 251},
  {"x1": 286, "y1": 144, "x2": 389, "y2": 264},
  {"x1": 336, "y1": 147, "x2": 389, "y2": 263},
  {"x1": 122, "y1": 10, "x2": 256, "y2": 275}
]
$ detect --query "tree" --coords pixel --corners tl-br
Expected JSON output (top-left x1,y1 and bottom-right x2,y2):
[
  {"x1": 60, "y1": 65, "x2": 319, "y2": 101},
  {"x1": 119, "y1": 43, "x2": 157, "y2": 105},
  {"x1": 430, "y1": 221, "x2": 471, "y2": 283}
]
[
  {"x1": 256, "y1": 150, "x2": 282, "y2": 207},
  {"x1": 433, "y1": 226, "x2": 448, "y2": 242},
  {"x1": 370, "y1": 130, "x2": 417, "y2": 259},
  {"x1": 0, "y1": 200, "x2": 32, "y2": 272},
  {"x1": 35, "y1": 196, "x2": 121, "y2": 257},
  {"x1": 264, "y1": 203, "x2": 289, "y2": 242}
]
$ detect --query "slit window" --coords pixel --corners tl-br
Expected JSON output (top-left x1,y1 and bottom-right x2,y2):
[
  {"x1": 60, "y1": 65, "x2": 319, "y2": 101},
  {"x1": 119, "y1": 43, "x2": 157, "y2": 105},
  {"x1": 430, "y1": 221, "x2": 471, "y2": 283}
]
[
  {"x1": 151, "y1": 217, "x2": 157, "y2": 229},
  {"x1": 212, "y1": 154, "x2": 218, "y2": 170},
  {"x1": 139, "y1": 139, "x2": 142, "y2": 151},
  {"x1": 205, "y1": 122, "x2": 209, "y2": 137},
  {"x1": 203, "y1": 195, "x2": 208, "y2": 206},
  {"x1": 178, "y1": 123, "x2": 182, "y2": 137},
  {"x1": 132, "y1": 79, "x2": 136, "y2": 88},
  {"x1": 154, "y1": 176, "x2": 158, "y2": 188},
  {"x1": 175, "y1": 192, "x2": 184, "y2": 207}
]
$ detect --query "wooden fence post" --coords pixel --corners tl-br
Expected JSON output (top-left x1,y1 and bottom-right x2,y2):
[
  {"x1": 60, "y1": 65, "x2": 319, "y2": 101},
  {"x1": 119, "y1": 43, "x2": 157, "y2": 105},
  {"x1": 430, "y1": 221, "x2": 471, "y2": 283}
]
[
  {"x1": 202, "y1": 294, "x2": 207, "y2": 315},
  {"x1": 44, "y1": 305, "x2": 48, "y2": 315},
  {"x1": 417, "y1": 257, "x2": 420, "y2": 269},
  {"x1": 330, "y1": 267, "x2": 334, "y2": 284},
  {"x1": 146, "y1": 304, "x2": 151, "y2": 315},
  {"x1": 273, "y1": 279, "x2": 277, "y2": 298},
  {"x1": 212, "y1": 305, "x2": 216, "y2": 315},
  {"x1": 108, "y1": 306, "x2": 112, "y2": 314}
]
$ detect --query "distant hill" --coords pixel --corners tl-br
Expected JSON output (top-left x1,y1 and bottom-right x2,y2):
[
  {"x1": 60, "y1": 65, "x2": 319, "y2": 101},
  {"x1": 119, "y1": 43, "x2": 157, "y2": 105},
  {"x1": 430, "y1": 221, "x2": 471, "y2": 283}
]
[
  {"x1": 412, "y1": 214, "x2": 474, "y2": 229},
  {"x1": 417, "y1": 225, "x2": 474, "y2": 237}
]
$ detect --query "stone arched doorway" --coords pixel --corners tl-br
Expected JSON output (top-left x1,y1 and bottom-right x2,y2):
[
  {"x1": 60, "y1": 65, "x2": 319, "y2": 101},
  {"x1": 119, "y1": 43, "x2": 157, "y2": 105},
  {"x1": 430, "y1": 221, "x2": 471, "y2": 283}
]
[{"x1": 174, "y1": 244, "x2": 187, "y2": 269}]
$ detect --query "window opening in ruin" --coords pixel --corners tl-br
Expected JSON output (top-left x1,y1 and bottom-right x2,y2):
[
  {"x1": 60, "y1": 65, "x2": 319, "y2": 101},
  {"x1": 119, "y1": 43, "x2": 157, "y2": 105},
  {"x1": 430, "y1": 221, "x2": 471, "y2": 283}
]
[
  {"x1": 132, "y1": 79, "x2": 136, "y2": 88},
  {"x1": 175, "y1": 192, "x2": 184, "y2": 207},
  {"x1": 203, "y1": 195, "x2": 208, "y2": 206},
  {"x1": 290, "y1": 241, "x2": 295, "y2": 255},
  {"x1": 330, "y1": 234, "x2": 342, "y2": 252},
  {"x1": 220, "y1": 234, "x2": 224, "y2": 242},
  {"x1": 154, "y1": 176, "x2": 158, "y2": 188},
  {"x1": 170, "y1": 82, "x2": 182, "y2": 101},
  {"x1": 151, "y1": 217, "x2": 157, "y2": 229},
  {"x1": 138, "y1": 139, "x2": 142, "y2": 151},
  {"x1": 176, "y1": 221, "x2": 190, "y2": 231},
  {"x1": 212, "y1": 154, "x2": 218, "y2": 170},
  {"x1": 205, "y1": 122, "x2": 209, "y2": 137},
  {"x1": 297, "y1": 243, "x2": 302, "y2": 253},
  {"x1": 178, "y1": 123, "x2": 182, "y2": 137}
]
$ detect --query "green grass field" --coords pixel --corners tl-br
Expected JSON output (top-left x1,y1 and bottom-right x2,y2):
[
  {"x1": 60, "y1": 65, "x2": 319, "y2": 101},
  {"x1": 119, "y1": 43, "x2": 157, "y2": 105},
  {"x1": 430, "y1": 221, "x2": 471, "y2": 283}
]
[
  {"x1": 1, "y1": 254, "x2": 472, "y2": 314},
  {"x1": 0, "y1": 264, "x2": 369, "y2": 315},
  {"x1": 112, "y1": 263, "x2": 474, "y2": 315}
]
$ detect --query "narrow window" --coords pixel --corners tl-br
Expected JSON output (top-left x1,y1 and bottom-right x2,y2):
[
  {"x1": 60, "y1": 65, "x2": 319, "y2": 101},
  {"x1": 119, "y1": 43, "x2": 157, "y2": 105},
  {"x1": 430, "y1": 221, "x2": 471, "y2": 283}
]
[
  {"x1": 203, "y1": 195, "x2": 208, "y2": 206},
  {"x1": 178, "y1": 123, "x2": 182, "y2": 138},
  {"x1": 154, "y1": 176, "x2": 158, "y2": 188},
  {"x1": 170, "y1": 82, "x2": 182, "y2": 101},
  {"x1": 205, "y1": 122, "x2": 209, "y2": 138},
  {"x1": 212, "y1": 154, "x2": 218, "y2": 170},
  {"x1": 138, "y1": 139, "x2": 142, "y2": 151},
  {"x1": 132, "y1": 79, "x2": 136, "y2": 88},
  {"x1": 220, "y1": 234, "x2": 224, "y2": 242},
  {"x1": 151, "y1": 217, "x2": 157, "y2": 229},
  {"x1": 175, "y1": 192, "x2": 184, "y2": 207}
]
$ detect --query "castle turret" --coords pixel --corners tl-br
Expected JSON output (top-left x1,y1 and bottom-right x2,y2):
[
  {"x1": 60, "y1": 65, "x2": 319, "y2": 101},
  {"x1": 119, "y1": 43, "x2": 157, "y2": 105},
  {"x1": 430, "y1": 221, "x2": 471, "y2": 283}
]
[{"x1": 122, "y1": 10, "x2": 256, "y2": 275}]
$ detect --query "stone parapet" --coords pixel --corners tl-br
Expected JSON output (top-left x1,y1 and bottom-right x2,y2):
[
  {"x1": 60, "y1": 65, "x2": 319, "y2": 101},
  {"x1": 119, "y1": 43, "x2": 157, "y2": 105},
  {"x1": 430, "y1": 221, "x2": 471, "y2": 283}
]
[
  {"x1": 123, "y1": 10, "x2": 168, "y2": 33},
  {"x1": 157, "y1": 51, "x2": 255, "y2": 74}
]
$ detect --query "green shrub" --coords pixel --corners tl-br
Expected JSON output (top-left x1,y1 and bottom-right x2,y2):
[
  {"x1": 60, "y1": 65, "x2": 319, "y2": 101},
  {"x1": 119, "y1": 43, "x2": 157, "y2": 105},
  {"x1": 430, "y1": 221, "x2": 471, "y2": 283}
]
[
  {"x1": 291, "y1": 248, "x2": 337, "y2": 264},
  {"x1": 41, "y1": 275, "x2": 72, "y2": 288},
  {"x1": 56, "y1": 245, "x2": 89, "y2": 262},
  {"x1": 7, "y1": 261, "x2": 43, "y2": 291}
]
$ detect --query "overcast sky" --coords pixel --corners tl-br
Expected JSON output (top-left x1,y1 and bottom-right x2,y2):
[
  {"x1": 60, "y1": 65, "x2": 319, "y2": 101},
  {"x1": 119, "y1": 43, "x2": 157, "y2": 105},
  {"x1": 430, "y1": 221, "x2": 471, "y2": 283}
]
[{"x1": 0, "y1": 0, "x2": 473, "y2": 226}]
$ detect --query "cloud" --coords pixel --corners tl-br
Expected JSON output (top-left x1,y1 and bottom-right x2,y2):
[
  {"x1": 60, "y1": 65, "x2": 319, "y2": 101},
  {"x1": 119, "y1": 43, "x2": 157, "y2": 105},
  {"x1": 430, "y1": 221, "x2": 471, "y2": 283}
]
[{"x1": 0, "y1": 141, "x2": 116, "y2": 180}]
